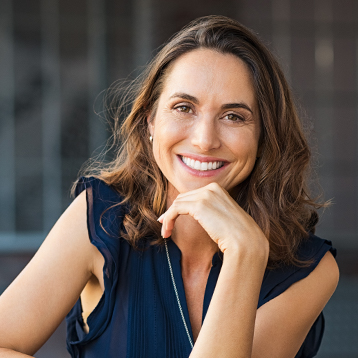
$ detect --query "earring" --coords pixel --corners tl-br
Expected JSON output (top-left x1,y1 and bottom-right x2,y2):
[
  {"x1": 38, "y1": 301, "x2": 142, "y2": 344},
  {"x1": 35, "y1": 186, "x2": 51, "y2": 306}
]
[{"x1": 149, "y1": 135, "x2": 153, "y2": 143}]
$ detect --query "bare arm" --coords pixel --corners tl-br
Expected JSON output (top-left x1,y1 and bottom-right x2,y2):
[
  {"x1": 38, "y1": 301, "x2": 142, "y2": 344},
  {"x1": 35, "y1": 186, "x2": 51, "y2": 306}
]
[
  {"x1": 251, "y1": 250, "x2": 339, "y2": 357},
  {"x1": 191, "y1": 246, "x2": 268, "y2": 357},
  {"x1": 0, "y1": 349, "x2": 35, "y2": 358},
  {"x1": 0, "y1": 190, "x2": 103, "y2": 356},
  {"x1": 190, "y1": 250, "x2": 338, "y2": 358}
]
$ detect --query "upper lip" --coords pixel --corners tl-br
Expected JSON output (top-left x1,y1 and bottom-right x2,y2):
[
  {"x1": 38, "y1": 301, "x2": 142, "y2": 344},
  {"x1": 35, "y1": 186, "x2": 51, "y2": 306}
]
[{"x1": 178, "y1": 153, "x2": 229, "y2": 163}]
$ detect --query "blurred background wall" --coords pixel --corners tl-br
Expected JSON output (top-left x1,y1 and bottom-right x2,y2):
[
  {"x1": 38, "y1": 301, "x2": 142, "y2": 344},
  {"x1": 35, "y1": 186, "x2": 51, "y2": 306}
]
[{"x1": 0, "y1": 0, "x2": 357, "y2": 357}]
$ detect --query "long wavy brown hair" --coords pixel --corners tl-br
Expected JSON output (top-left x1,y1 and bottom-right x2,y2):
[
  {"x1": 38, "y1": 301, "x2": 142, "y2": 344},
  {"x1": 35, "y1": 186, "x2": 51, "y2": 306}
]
[{"x1": 74, "y1": 15, "x2": 327, "y2": 268}]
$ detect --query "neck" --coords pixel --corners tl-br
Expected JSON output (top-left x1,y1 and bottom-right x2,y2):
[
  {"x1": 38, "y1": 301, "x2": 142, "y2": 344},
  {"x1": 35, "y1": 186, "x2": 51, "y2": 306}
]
[{"x1": 171, "y1": 215, "x2": 218, "y2": 273}]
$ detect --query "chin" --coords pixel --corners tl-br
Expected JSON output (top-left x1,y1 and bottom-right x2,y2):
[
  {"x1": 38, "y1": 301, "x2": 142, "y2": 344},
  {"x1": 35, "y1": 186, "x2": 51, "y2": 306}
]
[{"x1": 183, "y1": 181, "x2": 218, "y2": 194}]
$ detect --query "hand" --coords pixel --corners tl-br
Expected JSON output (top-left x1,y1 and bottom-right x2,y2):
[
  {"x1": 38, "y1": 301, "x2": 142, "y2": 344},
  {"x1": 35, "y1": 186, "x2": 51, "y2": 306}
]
[{"x1": 158, "y1": 182, "x2": 269, "y2": 257}]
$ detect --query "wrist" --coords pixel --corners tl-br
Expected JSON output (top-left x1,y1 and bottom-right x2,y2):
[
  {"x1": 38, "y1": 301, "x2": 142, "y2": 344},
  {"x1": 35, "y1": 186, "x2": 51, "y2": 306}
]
[{"x1": 223, "y1": 243, "x2": 269, "y2": 270}]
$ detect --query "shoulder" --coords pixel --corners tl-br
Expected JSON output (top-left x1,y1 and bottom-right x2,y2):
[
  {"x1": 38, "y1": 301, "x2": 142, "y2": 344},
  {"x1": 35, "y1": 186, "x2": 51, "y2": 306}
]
[
  {"x1": 74, "y1": 176, "x2": 128, "y2": 237},
  {"x1": 73, "y1": 176, "x2": 130, "y2": 276},
  {"x1": 280, "y1": 250, "x2": 338, "y2": 311},
  {"x1": 292, "y1": 233, "x2": 338, "y2": 296},
  {"x1": 56, "y1": 188, "x2": 95, "y2": 265},
  {"x1": 59, "y1": 185, "x2": 104, "y2": 278},
  {"x1": 288, "y1": 249, "x2": 339, "y2": 323},
  {"x1": 254, "y1": 250, "x2": 338, "y2": 353},
  {"x1": 309, "y1": 249, "x2": 339, "y2": 292},
  {"x1": 253, "y1": 238, "x2": 339, "y2": 357},
  {"x1": 293, "y1": 233, "x2": 339, "y2": 298},
  {"x1": 74, "y1": 176, "x2": 125, "y2": 205},
  {"x1": 259, "y1": 233, "x2": 337, "y2": 306}
]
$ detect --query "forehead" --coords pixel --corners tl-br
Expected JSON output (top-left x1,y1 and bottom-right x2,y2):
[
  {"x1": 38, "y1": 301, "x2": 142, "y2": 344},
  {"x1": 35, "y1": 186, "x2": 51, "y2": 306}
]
[{"x1": 160, "y1": 48, "x2": 256, "y2": 108}]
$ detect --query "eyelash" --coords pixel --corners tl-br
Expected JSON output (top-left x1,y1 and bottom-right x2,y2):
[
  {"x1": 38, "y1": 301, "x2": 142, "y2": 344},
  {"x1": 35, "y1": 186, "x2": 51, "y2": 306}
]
[
  {"x1": 173, "y1": 104, "x2": 246, "y2": 122},
  {"x1": 174, "y1": 104, "x2": 193, "y2": 114},
  {"x1": 224, "y1": 113, "x2": 246, "y2": 122}
]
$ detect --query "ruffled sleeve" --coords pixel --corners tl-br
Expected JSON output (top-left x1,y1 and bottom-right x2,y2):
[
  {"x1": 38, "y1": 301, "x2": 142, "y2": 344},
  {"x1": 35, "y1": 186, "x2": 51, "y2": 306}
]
[
  {"x1": 66, "y1": 177, "x2": 127, "y2": 357},
  {"x1": 258, "y1": 233, "x2": 337, "y2": 358}
]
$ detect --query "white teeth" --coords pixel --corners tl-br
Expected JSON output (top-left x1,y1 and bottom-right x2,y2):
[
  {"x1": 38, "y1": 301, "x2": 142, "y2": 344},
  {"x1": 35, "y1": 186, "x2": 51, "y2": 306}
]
[
  {"x1": 201, "y1": 162, "x2": 208, "y2": 171},
  {"x1": 181, "y1": 156, "x2": 223, "y2": 171}
]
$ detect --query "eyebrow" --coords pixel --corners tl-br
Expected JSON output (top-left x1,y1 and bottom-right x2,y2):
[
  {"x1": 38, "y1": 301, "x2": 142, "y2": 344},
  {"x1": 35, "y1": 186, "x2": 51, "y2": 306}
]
[
  {"x1": 169, "y1": 92, "x2": 254, "y2": 114},
  {"x1": 169, "y1": 93, "x2": 199, "y2": 104}
]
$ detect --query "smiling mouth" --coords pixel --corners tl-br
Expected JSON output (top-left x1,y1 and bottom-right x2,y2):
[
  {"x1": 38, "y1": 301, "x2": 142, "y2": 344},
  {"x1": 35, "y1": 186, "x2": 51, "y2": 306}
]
[{"x1": 181, "y1": 155, "x2": 225, "y2": 171}]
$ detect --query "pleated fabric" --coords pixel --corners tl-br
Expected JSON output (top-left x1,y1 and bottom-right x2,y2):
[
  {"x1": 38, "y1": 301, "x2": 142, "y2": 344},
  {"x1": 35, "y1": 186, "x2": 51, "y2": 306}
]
[{"x1": 66, "y1": 177, "x2": 336, "y2": 358}]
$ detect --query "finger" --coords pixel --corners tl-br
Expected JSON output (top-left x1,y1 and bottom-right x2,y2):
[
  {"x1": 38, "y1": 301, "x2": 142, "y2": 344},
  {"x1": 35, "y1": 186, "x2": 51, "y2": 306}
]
[
  {"x1": 157, "y1": 192, "x2": 203, "y2": 224},
  {"x1": 161, "y1": 188, "x2": 228, "y2": 238},
  {"x1": 161, "y1": 201, "x2": 194, "y2": 238},
  {"x1": 159, "y1": 192, "x2": 213, "y2": 235},
  {"x1": 175, "y1": 182, "x2": 223, "y2": 199}
]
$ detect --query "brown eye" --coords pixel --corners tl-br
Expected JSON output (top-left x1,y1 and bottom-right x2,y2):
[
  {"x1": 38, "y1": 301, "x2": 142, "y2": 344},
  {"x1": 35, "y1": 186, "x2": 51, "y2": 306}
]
[
  {"x1": 226, "y1": 113, "x2": 244, "y2": 122},
  {"x1": 176, "y1": 105, "x2": 192, "y2": 113}
]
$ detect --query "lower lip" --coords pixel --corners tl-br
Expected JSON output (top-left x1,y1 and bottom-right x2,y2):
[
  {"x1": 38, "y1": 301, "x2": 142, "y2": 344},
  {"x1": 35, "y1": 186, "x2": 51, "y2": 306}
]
[{"x1": 177, "y1": 155, "x2": 228, "y2": 177}]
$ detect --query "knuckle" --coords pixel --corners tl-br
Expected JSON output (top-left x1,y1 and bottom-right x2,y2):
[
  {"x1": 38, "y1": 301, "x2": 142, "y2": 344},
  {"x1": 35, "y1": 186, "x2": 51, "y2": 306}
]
[
  {"x1": 196, "y1": 200, "x2": 206, "y2": 211},
  {"x1": 202, "y1": 189, "x2": 211, "y2": 200},
  {"x1": 208, "y1": 182, "x2": 220, "y2": 192}
]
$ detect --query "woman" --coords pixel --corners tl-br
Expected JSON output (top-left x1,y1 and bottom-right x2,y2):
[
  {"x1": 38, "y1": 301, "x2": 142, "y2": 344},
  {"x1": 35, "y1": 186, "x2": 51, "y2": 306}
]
[{"x1": 0, "y1": 15, "x2": 338, "y2": 358}]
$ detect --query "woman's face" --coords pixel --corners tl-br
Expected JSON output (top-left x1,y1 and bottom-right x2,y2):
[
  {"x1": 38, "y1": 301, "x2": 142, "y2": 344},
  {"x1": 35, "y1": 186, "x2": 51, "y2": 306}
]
[{"x1": 148, "y1": 48, "x2": 261, "y2": 200}]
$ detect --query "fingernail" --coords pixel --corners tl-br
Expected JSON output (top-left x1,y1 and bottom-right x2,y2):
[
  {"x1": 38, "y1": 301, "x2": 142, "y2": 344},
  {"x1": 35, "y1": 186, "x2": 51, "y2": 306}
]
[{"x1": 157, "y1": 214, "x2": 165, "y2": 222}]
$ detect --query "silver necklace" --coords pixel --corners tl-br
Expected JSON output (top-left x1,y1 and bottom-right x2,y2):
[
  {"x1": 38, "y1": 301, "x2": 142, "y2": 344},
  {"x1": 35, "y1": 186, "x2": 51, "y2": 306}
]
[{"x1": 164, "y1": 239, "x2": 194, "y2": 349}]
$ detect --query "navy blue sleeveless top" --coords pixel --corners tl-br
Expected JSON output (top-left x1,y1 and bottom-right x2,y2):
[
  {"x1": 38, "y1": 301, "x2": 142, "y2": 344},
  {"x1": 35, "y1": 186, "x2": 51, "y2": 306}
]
[{"x1": 66, "y1": 177, "x2": 336, "y2": 358}]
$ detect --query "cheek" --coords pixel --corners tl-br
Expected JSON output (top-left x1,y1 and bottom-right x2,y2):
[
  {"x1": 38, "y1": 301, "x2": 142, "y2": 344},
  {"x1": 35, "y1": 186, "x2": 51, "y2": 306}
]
[
  {"x1": 152, "y1": 124, "x2": 183, "y2": 165},
  {"x1": 229, "y1": 131, "x2": 260, "y2": 159},
  {"x1": 155, "y1": 118, "x2": 187, "y2": 148}
]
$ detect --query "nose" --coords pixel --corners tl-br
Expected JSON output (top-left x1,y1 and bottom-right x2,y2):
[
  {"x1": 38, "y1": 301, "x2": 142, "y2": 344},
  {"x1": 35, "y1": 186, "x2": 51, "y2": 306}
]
[{"x1": 190, "y1": 115, "x2": 221, "y2": 152}]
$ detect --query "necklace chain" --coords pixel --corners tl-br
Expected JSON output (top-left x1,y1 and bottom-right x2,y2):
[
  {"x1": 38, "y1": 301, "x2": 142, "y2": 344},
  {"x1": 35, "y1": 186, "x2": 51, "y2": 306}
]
[{"x1": 164, "y1": 240, "x2": 194, "y2": 349}]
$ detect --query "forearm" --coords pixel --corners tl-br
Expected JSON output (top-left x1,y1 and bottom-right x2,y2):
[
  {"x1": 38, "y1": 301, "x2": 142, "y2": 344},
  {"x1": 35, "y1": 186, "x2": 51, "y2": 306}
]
[
  {"x1": 190, "y1": 249, "x2": 268, "y2": 358},
  {"x1": 0, "y1": 349, "x2": 33, "y2": 357}
]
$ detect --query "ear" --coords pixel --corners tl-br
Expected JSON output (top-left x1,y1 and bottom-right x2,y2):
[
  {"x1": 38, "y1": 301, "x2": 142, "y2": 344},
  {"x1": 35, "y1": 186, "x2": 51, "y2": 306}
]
[{"x1": 147, "y1": 115, "x2": 154, "y2": 137}]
